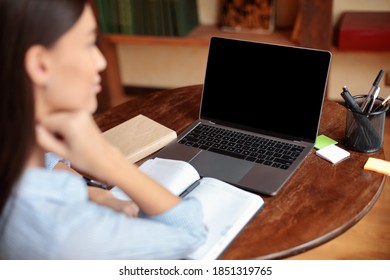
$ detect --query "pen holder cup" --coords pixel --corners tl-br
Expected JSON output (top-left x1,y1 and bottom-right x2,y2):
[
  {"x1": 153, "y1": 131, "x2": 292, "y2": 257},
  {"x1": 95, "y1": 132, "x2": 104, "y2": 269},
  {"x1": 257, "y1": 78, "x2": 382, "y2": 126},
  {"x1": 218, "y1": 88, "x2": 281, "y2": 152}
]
[{"x1": 344, "y1": 95, "x2": 389, "y2": 153}]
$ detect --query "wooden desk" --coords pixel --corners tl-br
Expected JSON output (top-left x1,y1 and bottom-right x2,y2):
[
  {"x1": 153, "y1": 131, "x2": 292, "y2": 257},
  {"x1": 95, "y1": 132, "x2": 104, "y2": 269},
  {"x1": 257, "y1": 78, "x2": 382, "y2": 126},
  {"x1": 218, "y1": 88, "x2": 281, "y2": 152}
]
[{"x1": 94, "y1": 84, "x2": 386, "y2": 259}]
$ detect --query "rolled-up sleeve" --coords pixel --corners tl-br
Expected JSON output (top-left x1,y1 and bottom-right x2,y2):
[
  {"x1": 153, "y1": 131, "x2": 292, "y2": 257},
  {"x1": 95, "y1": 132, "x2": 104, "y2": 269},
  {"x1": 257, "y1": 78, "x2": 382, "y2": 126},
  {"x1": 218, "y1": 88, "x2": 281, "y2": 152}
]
[{"x1": 45, "y1": 153, "x2": 71, "y2": 171}]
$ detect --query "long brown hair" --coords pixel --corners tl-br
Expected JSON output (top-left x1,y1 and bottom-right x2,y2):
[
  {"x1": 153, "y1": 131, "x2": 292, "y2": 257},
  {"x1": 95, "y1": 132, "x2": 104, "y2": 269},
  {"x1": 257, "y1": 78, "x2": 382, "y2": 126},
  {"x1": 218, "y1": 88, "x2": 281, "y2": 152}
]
[{"x1": 0, "y1": 0, "x2": 87, "y2": 216}]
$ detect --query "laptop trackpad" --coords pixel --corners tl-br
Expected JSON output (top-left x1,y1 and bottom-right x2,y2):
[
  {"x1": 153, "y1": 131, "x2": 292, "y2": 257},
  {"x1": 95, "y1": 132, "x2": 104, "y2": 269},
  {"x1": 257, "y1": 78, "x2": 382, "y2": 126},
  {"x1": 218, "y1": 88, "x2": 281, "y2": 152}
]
[{"x1": 190, "y1": 151, "x2": 253, "y2": 183}]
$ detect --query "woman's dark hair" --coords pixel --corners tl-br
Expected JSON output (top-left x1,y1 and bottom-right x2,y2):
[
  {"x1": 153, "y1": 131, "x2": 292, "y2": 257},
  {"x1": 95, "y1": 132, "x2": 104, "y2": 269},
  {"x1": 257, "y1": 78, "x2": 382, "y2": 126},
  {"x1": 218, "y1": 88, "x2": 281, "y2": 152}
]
[{"x1": 0, "y1": 0, "x2": 88, "y2": 216}]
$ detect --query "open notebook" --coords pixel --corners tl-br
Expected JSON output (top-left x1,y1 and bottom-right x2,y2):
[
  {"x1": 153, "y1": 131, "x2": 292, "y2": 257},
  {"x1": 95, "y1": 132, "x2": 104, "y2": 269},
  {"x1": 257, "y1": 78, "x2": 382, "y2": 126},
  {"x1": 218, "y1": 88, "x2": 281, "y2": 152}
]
[{"x1": 111, "y1": 157, "x2": 264, "y2": 260}]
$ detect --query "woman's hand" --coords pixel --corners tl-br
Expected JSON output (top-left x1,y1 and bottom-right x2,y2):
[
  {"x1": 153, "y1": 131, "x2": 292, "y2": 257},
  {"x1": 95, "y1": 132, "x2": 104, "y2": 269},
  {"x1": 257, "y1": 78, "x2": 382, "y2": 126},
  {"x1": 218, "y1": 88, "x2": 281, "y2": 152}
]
[
  {"x1": 36, "y1": 110, "x2": 120, "y2": 178},
  {"x1": 52, "y1": 160, "x2": 139, "y2": 217},
  {"x1": 36, "y1": 110, "x2": 181, "y2": 216},
  {"x1": 88, "y1": 188, "x2": 139, "y2": 217}
]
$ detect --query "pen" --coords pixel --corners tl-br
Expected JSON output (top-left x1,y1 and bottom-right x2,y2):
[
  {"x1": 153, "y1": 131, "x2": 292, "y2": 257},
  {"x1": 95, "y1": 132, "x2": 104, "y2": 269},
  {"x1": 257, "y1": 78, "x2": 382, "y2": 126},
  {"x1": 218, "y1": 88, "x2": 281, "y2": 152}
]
[
  {"x1": 373, "y1": 94, "x2": 390, "y2": 112},
  {"x1": 367, "y1": 87, "x2": 380, "y2": 114},
  {"x1": 341, "y1": 85, "x2": 362, "y2": 113},
  {"x1": 361, "y1": 69, "x2": 384, "y2": 112},
  {"x1": 83, "y1": 176, "x2": 107, "y2": 190},
  {"x1": 373, "y1": 95, "x2": 390, "y2": 112},
  {"x1": 179, "y1": 180, "x2": 200, "y2": 198}
]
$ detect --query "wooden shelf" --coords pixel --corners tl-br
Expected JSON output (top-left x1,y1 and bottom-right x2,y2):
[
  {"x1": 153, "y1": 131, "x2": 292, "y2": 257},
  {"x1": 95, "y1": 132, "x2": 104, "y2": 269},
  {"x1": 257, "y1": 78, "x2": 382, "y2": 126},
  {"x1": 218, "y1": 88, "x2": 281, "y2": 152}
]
[
  {"x1": 98, "y1": 25, "x2": 296, "y2": 111},
  {"x1": 94, "y1": 0, "x2": 333, "y2": 112},
  {"x1": 102, "y1": 25, "x2": 295, "y2": 47}
]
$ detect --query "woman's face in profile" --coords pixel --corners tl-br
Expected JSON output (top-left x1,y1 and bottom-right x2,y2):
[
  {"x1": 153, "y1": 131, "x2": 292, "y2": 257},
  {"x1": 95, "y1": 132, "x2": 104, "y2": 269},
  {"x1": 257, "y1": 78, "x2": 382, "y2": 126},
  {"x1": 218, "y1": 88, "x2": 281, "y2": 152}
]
[{"x1": 44, "y1": 4, "x2": 107, "y2": 114}]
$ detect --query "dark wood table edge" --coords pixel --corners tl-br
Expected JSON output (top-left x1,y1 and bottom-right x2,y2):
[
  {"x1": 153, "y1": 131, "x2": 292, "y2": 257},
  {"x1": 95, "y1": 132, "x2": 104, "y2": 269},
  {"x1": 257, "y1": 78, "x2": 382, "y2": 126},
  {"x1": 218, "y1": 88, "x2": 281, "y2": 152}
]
[{"x1": 256, "y1": 176, "x2": 386, "y2": 260}]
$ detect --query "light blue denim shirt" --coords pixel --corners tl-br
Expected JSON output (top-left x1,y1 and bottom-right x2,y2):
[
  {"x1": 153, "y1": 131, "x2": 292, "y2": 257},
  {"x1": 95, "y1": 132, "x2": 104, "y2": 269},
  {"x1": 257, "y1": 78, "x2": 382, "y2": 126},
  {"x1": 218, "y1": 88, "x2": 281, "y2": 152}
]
[{"x1": 0, "y1": 153, "x2": 207, "y2": 259}]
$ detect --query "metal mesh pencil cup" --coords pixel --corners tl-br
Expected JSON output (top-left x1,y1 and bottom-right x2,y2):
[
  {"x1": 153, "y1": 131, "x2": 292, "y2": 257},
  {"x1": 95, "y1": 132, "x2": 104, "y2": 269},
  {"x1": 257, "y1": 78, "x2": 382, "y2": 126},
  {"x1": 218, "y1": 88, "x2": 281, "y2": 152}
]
[{"x1": 344, "y1": 95, "x2": 388, "y2": 153}]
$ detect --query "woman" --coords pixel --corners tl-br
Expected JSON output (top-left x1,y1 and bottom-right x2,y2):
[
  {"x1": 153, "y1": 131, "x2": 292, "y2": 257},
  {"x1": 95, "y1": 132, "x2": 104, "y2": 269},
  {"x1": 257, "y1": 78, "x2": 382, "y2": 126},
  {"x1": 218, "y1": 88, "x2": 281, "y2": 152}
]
[{"x1": 0, "y1": 0, "x2": 206, "y2": 259}]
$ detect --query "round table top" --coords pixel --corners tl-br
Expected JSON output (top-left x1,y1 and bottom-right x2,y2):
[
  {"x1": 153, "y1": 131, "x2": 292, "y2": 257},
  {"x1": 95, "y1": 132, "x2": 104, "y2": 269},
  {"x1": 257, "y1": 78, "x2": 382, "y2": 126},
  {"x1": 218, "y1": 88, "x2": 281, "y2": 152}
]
[{"x1": 95, "y1": 84, "x2": 386, "y2": 259}]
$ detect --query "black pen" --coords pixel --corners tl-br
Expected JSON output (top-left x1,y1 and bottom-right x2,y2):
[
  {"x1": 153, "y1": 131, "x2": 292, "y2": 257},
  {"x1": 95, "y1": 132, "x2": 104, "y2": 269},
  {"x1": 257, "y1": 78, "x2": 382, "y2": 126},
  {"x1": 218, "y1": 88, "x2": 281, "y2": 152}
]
[
  {"x1": 361, "y1": 69, "x2": 384, "y2": 112},
  {"x1": 179, "y1": 180, "x2": 200, "y2": 198},
  {"x1": 341, "y1": 85, "x2": 362, "y2": 113},
  {"x1": 83, "y1": 176, "x2": 107, "y2": 190}
]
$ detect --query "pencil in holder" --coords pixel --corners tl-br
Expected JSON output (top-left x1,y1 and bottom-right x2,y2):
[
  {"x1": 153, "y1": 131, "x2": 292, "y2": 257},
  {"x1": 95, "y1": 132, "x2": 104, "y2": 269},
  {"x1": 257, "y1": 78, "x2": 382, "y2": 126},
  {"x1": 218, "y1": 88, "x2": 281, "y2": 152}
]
[{"x1": 344, "y1": 95, "x2": 388, "y2": 153}]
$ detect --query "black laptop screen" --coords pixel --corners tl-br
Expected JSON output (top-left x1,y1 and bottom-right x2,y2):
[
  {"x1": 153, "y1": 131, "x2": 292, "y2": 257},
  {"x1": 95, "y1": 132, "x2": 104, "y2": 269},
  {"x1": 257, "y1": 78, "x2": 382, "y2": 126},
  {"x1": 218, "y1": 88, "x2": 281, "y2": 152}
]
[{"x1": 200, "y1": 37, "x2": 331, "y2": 142}]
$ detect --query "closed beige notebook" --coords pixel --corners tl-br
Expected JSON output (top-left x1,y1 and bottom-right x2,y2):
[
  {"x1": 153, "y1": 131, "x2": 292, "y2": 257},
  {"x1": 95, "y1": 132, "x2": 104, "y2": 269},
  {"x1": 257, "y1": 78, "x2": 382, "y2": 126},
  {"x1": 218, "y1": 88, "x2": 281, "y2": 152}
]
[{"x1": 102, "y1": 114, "x2": 177, "y2": 163}]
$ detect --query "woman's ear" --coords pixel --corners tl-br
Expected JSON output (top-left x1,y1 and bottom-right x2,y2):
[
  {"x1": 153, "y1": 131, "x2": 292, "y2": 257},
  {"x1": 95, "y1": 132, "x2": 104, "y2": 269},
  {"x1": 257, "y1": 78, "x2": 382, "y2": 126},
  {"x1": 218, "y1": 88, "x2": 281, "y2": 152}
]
[{"x1": 25, "y1": 45, "x2": 51, "y2": 88}]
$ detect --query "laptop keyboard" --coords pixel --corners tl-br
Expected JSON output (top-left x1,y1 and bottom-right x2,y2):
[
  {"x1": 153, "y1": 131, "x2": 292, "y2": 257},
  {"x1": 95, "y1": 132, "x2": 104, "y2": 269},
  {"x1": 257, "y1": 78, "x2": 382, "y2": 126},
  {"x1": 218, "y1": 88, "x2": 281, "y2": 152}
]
[{"x1": 178, "y1": 124, "x2": 304, "y2": 170}]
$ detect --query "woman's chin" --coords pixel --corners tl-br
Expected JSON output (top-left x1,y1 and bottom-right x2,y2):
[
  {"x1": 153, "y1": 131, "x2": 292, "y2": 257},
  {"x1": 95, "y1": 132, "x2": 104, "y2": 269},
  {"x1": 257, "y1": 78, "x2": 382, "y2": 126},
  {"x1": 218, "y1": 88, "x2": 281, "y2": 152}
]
[{"x1": 88, "y1": 99, "x2": 98, "y2": 114}]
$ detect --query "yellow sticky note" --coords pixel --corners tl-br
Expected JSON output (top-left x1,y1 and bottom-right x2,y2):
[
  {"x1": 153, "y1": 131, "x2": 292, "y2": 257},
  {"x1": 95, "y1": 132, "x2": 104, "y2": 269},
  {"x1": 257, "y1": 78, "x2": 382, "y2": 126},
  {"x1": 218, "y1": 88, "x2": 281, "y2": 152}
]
[{"x1": 364, "y1": 157, "x2": 390, "y2": 175}]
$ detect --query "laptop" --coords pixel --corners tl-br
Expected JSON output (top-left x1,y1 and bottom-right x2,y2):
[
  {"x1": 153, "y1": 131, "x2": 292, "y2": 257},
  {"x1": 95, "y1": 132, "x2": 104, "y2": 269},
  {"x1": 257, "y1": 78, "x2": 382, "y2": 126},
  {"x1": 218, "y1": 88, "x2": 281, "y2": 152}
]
[{"x1": 154, "y1": 36, "x2": 332, "y2": 196}]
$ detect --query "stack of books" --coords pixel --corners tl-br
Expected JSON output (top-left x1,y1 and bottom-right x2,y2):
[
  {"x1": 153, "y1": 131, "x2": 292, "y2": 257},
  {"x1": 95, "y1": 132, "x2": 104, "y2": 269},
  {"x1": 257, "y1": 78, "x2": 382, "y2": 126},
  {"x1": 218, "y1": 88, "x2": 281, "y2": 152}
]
[{"x1": 96, "y1": 0, "x2": 199, "y2": 37}]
